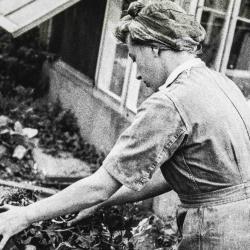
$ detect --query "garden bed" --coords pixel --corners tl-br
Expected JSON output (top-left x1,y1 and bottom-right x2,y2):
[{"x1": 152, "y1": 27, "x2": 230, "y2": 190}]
[{"x1": 2, "y1": 190, "x2": 178, "y2": 250}]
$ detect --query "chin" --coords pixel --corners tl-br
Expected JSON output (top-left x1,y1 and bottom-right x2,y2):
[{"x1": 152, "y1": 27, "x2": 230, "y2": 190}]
[{"x1": 143, "y1": 83, "x2": 155, "y2": 93}]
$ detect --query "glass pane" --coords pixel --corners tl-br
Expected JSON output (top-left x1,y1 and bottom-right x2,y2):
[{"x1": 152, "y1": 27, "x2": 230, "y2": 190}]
[
  {"x1": 199, "y1": 11, "x2": 225, "y2": 68},
  {"x1": 108, "y1": 0, "x2": 136, "y2": 97},
  {"x1": 126, "y1": 63, "x2": 141, "y2": 112},
  {"x1": 204, "y1": 0, "x2": 229, "y2": 12},
  {"x1": 239, "y1": 0, "x2": 250, "y2": 18},
  {"x1": 227, "y1": 21, "x2": 250, "y2": 70},
  {"x1": 109, "y1": 44, "x2": 128, "y2": 96}
]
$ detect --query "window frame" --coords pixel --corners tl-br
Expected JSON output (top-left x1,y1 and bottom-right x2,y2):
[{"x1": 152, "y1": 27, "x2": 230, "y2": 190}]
[
  {"x1": 95, "y1": 0, "x2": 140, "y2": 117},
  {"x1": 220, "y1": 0, "x2": 250, "y2": 74},
  {"x1": 196, "y1": 0, "x2": 235, "y2": 71},
  {"x1": 196, "y1": 0, "x2": 250, "y2": 75},
  {"x1": 196, "y1": 0, "x2": 250, "y2": 100},
  {"x1": 95, "y1": 0, "x2": 128, "y2": 102}
]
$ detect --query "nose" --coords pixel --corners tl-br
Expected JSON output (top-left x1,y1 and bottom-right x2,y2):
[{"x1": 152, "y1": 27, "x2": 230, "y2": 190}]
[{"x1": 136, "y1": 74, "x2": 142, "y2": 80}]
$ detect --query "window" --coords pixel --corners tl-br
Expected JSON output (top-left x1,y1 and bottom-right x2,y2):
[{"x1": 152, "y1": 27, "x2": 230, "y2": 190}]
[
  {"x1": 225, "y1": 0, "x2": 250, "y2": 99},
  {"x1": 196, "y1": 0, "x2": 250, "y2": 99},
  {"x1": 96, "y1": 0, "x2": 136, "y2": 106},
  {"x1": 109, "y1": 44, "x2": 129, "y2": 97},
  {"x1": 196, "y1": 0, "x2": 233, "y2": 70}
]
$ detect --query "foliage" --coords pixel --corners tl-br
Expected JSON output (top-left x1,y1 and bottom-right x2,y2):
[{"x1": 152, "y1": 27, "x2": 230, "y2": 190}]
[
  {"x1": 0, "y1": 27, "x2": 56, "y2": 96},
  {"x1": 7, "y1": 196, "x2": 177, "y2": 250},
  {"x1": 2, "y1": 191, "x2": 178, "y2": 250},
  {"x1": 0, "y1": 109, "x2": 39, "y2": 182},
  {"x1": 131, "y1": 215, "x2": 179, "y2": 250},
  {"x1": 0, "y1": 191, "x2": 178, "y2": 250},
  {"x1": 0, "y1": 79, "x2": 105, "y2": 175}
]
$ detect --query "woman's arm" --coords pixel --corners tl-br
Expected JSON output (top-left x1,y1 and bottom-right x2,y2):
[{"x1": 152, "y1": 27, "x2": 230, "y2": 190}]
[
  {"x1": 0, "y1": 167, "x2": 121, "y2": 249},
  {"x1": 25, "y1": 167, "x2": 121, "y2": 222},
  {"x1": 68, "y1": 168, "x2": 171, "y2": 225},
  {"x1": 101, "y1": 167, "x2": 170, "y2": 206}
]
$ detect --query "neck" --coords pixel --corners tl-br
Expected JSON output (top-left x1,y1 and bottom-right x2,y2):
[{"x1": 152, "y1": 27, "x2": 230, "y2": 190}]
[{"x1": 161, "y1": 51, "x2": 197, "y2": 77}]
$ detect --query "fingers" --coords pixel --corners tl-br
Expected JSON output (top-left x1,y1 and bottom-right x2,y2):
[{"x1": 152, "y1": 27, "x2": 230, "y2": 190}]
[
  {"x1": 67, "y1": 208, "x2": 95, "y2": 226},
  {"x1": 67, "y1": 213, "x2": 83, "y2": 227},
  {"x1": 0, "y1": 235, "x2": 10, "y2": 250},
  {"x1": 68, "y1": 206, "x2": 99, "y2": 227}
]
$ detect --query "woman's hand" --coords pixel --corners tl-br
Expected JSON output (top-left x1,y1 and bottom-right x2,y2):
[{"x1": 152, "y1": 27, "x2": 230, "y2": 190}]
[
  {"x1": 67, "y1": 205, "x2": 99, "y2": 226},
  {"x1": 0, "y1": 205, "x2": 30, "y2": 249}
]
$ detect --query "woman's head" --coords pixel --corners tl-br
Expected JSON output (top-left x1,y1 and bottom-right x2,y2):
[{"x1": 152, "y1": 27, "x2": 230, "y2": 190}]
[
  {"x1": 115, "y1": 1, "x2": 206, "y2": 52},
  {"x1": 115, "y1": 1, "x2": 206, "y2": 91}
]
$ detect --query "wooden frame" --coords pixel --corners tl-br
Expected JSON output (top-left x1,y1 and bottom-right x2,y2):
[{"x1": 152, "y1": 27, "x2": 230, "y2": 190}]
[
  {"x1": 95, "y1": 0, "x2": 141, "y2": 115},
  {"x1": 220, "y1": 0, "x2": 246, "y2": 73},
  {"x1": 0, "y1": 0, "x2": 80, "y2": 37},
  {"x1": 95, "y1": 0, "x2": 124, "y2": 101}
]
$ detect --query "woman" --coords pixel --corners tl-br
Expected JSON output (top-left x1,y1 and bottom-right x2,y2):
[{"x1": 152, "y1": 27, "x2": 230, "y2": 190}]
[{"x1": 0, "y1": 1, "x2": 250, "y2": 249}]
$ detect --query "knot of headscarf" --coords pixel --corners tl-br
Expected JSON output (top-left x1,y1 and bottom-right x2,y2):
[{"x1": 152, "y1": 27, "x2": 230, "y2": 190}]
[
  {"x1": 117, "y1": 1, "x2": 206, "y2": 52},
  {"x1": 127, "y1": 1, "x2": 145, "y2": 18}
]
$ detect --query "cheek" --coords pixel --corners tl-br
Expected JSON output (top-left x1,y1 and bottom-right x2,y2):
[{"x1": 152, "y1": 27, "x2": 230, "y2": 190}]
[
  {"x1": 137, "y1": 61, "x2": 152, "y2": 76},
  {"x1": 143, "y1": 65, "x2": 158, "y2": 83}
]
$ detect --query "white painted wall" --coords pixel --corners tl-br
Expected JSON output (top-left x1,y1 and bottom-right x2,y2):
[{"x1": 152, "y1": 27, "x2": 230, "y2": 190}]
[{"x1": 48, "y1": 62, "x2": 130, "y2": 154}]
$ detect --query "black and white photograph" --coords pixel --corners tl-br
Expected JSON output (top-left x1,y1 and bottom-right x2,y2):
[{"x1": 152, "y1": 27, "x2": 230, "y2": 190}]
[{"x1": 0, "y1": 0, "x2": 249, "y2": 249}]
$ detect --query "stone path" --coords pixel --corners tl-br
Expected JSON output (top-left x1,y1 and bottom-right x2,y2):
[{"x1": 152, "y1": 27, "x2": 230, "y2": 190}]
[{"x1": 33, "y1": 148, "x2": 92, "y2": 184}]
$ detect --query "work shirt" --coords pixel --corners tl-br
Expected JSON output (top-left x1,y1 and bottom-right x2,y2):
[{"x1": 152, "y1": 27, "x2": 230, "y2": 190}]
[{"x1": 103, "y1": 58, "x2": 250, "y2": 195}]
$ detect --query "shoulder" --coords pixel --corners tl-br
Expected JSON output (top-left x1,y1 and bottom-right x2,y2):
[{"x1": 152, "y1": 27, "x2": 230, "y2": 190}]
[
  {"x1": 137, "y1": 90, "x2": 177, "y2": 115},
  {"x1": 132, "y1": 90, "x2": 187, "y2": 135}
]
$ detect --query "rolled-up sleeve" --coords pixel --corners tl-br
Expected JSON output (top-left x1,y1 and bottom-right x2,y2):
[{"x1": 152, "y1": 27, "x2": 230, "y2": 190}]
[{"x1": 102, "y1": 91, "x2": 187, "y2": 191}]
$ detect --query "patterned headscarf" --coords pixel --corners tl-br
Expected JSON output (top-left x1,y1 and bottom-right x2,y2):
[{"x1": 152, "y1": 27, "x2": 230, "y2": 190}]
[{"x1": 115, "y1": 1, "x2": 206, "y2": 52}]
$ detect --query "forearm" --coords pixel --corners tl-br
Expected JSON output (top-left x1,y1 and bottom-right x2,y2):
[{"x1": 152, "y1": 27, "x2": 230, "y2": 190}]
[
  {"x1": 24, "y1": 167, "x2": 120, "y2": 224},
  {"x1": 95, "y1": 168, "x2": 171, "y2": 209}
]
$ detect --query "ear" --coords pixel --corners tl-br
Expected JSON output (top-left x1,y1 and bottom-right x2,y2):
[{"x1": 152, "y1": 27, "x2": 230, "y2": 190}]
[{"x1": 151, "y1": 47, "x2": 160, "y2": 57}]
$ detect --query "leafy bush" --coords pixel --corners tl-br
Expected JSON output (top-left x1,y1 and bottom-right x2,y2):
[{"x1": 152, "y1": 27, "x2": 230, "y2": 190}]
[
  {"x1": 0, "y1": 27, "x2": 56, "y2": 95},
  {"x1": 0, "y1": 80, "x2": 105, "y2": 177},
  {"x1": 2, "y1": 189, "x2": 178, "y2": 250}
]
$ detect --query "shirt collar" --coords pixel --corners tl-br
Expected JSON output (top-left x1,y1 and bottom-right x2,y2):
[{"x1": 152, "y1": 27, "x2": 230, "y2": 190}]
[{"x1": 158, "y1": 58, "x2": 205, "y2": 91}]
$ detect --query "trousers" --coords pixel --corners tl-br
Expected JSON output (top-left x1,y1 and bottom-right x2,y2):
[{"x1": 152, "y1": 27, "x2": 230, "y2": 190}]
[{"x1": 176, "y1": 183, "x2": 250, "y2": 250}]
